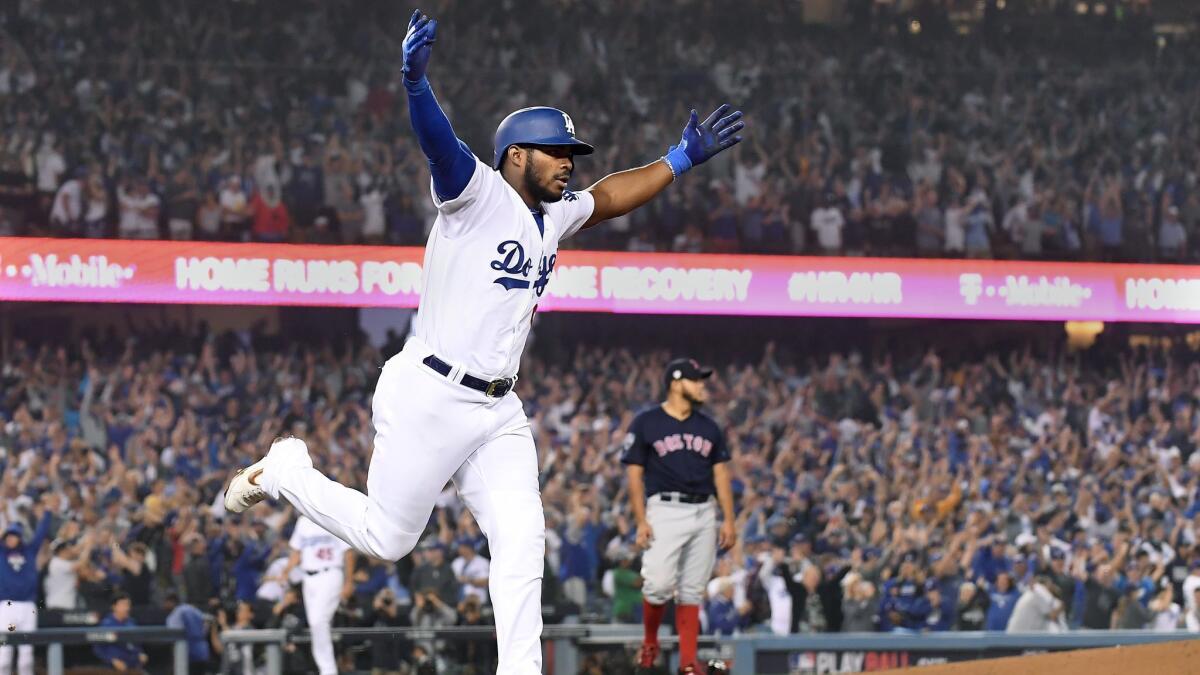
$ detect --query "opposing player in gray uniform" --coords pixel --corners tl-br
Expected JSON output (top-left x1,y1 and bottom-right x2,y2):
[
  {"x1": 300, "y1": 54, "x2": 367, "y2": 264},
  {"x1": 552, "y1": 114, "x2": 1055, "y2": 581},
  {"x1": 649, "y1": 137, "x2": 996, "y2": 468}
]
[{"x1": 623, "y1": 358, "x2": 736, "y2": 674}]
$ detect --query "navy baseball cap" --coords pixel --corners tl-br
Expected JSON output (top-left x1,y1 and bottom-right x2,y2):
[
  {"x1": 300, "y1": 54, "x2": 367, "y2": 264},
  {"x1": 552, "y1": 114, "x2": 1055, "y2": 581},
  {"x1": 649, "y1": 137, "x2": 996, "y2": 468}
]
[
  {"x1": 3, "y1": 524, "x2": 23, "y2": 539},
  {"x1": 664, "y1": 357, "x2": 713, "y2": 387}
]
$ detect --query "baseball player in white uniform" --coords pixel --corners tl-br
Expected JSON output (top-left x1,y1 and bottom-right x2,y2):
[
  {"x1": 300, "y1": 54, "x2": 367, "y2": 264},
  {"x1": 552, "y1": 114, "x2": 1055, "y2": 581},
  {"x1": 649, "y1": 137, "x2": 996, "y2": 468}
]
[
  {"x1": 224, "y1": 9, "x2": 744, "y2": 673},
  {"x1": 284, "y1": 516, "x2": 355, "y2": 675}
]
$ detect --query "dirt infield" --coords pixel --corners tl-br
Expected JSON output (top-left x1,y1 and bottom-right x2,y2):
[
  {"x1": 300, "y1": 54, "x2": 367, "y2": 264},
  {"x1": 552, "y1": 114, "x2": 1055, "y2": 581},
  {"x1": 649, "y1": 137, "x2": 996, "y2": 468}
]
[{"x1": 875, "y1": 639, "x2": 1200, "y2": 675}]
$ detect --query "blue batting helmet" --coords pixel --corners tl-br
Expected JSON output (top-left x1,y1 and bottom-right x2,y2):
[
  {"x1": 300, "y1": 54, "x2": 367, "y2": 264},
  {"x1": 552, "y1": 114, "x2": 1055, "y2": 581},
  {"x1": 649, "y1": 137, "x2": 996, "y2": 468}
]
[{"x1": 493, "y1": 106, "x2": 594, "y2": 169}]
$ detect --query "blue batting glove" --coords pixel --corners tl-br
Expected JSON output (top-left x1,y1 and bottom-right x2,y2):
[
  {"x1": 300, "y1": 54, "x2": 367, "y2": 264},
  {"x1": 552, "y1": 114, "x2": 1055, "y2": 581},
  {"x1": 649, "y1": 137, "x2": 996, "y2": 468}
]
[
  {"x1": 402, "y1": 9, "x2": 438, "y2": 83},
  {"x1": 662, "y1": 104, "x2": 745, "y2": 178}
]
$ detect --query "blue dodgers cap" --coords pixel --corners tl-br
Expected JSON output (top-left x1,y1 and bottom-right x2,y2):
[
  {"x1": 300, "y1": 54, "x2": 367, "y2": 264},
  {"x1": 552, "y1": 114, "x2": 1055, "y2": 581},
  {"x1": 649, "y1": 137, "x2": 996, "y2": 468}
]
[
  {"x1": 3, "y1": 524, "x2": 23, "y2": 539},
  {"x1": 493, "y1": 106, "x2": 594, "y2": 169}
]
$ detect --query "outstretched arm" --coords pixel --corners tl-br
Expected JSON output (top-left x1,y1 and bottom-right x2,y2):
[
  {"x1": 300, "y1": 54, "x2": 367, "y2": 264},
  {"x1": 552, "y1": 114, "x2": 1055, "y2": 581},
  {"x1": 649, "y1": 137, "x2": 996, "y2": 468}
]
[
  {"x1": 403, "y1": 10, "x2": 475, "y2": 201},
  {"x1": 583, "y1": 104, "x2": 744, "y2": 229}
]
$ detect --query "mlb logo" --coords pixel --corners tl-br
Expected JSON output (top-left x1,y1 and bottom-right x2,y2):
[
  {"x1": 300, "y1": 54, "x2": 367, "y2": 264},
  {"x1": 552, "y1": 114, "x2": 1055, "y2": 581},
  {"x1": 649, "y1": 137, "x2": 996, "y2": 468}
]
[{"x1": 791, "y1": 651, "x2": 816, "y2": 673}]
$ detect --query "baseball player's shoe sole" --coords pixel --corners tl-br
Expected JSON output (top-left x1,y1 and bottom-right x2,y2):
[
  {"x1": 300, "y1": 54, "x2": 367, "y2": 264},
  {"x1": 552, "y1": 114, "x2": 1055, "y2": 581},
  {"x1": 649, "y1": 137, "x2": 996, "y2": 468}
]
[{"x1": 223, "y1": 436, "x2": 313, "y2": 513}]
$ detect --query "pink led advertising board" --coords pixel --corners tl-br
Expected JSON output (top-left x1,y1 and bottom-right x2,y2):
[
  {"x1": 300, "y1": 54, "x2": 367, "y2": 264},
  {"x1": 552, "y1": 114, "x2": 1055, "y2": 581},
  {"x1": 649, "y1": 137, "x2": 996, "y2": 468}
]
[{"x1": 1, "y1": 238, "x2": 1197, "y2": 323}]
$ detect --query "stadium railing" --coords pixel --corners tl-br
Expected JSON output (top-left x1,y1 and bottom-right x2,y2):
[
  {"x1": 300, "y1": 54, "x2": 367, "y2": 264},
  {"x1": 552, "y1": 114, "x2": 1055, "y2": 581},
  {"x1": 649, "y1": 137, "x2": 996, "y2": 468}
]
[
  {"x1": 216, "y1": 625, "x2": 1200, "y2": 674},
  {"x1": 4, "y1": 625, "x2": 1195, "y2": 674},
  {"x1": 0, "y1": 626, "x2": 189, "y2": 675}
]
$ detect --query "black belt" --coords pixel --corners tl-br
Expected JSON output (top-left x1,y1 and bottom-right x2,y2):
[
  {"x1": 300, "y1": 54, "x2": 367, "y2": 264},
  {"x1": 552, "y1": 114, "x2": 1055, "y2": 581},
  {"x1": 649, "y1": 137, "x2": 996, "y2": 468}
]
[
  {"x1": 422, "y1": 355, "x2": 515, "y2": 398},
  {"x1": 655, "y1": 492, "x2": 710, "y2": 504},
  {"x1": 305, "y1": 567, "x2": 337, "y2": 576}
]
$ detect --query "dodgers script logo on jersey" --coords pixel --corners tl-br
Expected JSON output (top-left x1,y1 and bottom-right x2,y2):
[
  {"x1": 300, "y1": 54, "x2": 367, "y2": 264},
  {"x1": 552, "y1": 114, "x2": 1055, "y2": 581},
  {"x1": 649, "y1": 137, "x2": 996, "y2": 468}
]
[{"x1": 490, "y1": 240, "x2": 557, "y2": 297}]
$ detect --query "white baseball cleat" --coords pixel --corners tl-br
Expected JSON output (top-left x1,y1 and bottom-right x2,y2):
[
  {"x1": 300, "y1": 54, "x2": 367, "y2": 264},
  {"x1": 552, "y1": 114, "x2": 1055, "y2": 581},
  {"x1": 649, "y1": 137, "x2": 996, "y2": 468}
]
[
  {"x1": 224, "y1": 437, "x2": 313, "y2": 513},
  {"x1": 223, "y1": 458, "x2": 269, "y2": 513}
]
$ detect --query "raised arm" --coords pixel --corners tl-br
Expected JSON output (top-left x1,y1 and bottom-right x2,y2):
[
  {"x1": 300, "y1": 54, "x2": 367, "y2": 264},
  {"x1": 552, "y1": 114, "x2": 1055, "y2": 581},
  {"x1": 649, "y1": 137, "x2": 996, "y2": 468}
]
[
  {"x1": 583, "y1": 104, "x2": 745, "y2": 229},
  {"x1": 402, "y1": 10, "x2": 475, "y2": 201},
  {"x1": 30, "y1": 508, "x2": 52, "y2": 552}
]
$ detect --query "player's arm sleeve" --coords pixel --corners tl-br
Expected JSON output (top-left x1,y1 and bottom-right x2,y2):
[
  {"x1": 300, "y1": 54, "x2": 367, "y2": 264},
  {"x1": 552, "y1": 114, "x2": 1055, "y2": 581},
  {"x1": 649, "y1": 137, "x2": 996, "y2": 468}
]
[
  {"x1": 549, "y1": 189, "x2": 597, "y2": 241},
  {"x1": 619, "y1": 416, "x2": 649, "y2": 466},
  {"x1": 711, "y1": 425, "x2": 732, "y2": 464},
  {"x1": 405, "y1": 77, "x2": 476, "y2": 201}
]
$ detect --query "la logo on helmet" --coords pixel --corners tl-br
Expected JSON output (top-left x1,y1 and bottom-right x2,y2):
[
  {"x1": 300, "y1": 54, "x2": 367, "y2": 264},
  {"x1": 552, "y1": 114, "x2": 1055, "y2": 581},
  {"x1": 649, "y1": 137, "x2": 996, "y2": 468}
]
[{"x1": 561, "y1": 112, "x2": 575, "y2": 136}]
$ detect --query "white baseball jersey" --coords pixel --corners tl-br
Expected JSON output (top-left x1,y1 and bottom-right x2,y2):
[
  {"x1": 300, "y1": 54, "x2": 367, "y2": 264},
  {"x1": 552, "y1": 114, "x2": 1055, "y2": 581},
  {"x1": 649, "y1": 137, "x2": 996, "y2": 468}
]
[
  {"x1": 414, "y1": 157, "x2": 595, "y2": 379},
  {"x1": 289, "y1": 516, "x2": 352, "y2": 572}
]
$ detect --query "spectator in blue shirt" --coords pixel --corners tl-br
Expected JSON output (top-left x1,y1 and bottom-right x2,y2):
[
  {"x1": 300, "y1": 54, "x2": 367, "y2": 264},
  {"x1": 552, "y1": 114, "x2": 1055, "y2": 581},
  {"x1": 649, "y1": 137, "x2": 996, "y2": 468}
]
[
  {"x1": 233, "y1": 530, "x2": 272, "y2": 603},
  {"x1": 985, "y1": 573, "x2": 1021, "y2": 631},
  {"x1": 0, "y1": 508, "x2": 51, "y2": 675},
  {"x1": 887, "y1": 578, "x2": 930, "y2": 632},
  {"x1": 164, "y1": 592, "x2": 210, "y2": 667},
  {"x1": 921, "y1": 580, "x2": 956, "y2": 632},
  {"x1": 705, "y1": 579, "x2": 750, "y2": 636},
  {"x1": 971, "y1": 537, "x2": 1013, "y2": 587},
  {"x1": 0, "y1": 511, "x2": 51, "y2": 604},
  {"x1": 558, "y1": 506, "x2": 602, "y2": 608},
  {"x1": 93, "y1": 592, "x2": 148, "y2": 672}
]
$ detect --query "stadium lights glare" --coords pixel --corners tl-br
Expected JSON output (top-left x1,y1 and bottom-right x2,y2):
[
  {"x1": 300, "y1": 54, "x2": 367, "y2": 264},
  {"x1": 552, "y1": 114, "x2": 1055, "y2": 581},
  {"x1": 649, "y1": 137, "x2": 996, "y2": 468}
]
[{"x1": 1065, "y1": 321, "x2": 1104, "y2": 350}]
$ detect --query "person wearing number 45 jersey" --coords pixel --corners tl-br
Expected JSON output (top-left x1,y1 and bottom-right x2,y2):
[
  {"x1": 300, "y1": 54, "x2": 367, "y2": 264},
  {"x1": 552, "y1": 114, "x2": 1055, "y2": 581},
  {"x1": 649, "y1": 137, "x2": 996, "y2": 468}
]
[
  {"x1": 283, "y1": 517, "x2": 355, "y2": 675},
  {"x1": 623, "y1": 358, "x2": 736, "y2": 674},
  {"x1": 222, "y1": 8, "x2": 744, "y2": 674}
]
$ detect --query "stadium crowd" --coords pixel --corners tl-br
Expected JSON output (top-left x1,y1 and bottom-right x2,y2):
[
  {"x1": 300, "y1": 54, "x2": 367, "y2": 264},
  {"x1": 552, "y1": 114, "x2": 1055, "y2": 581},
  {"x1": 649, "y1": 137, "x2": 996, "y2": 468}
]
[
  {"x1": 0, "y1": 0, "x2": 1197, "y2": 261},
  {"x1": 1, "y1": 319, "x2": 1200, "y2": 673}
]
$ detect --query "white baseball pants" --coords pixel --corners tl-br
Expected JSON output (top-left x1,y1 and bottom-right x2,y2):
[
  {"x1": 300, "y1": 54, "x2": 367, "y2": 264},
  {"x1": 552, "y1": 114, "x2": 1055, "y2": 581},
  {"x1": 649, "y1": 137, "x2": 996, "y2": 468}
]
[
  {"x1": 302, "y1": 568, "x2": 344, "y2": 675},
  {"x1": 641, "y1": 496, "x2": 718, "y2": 605},
  {"x1": 0, "y1": 600, "x2": 36, "y2": 675},
  {"x1": 264, "y1": 337, "x2": 545, "y2": 675}
]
